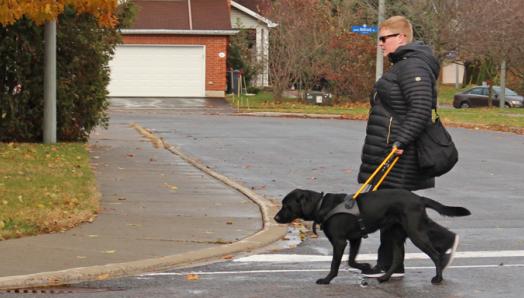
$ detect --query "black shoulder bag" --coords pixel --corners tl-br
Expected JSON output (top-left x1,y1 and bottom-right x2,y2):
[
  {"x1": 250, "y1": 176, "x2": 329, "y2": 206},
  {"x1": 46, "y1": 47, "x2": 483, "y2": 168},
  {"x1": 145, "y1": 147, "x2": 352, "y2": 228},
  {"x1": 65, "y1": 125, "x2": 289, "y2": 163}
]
[{"x1": 416, "y1": 108, "x2": 458, "y2": 177}]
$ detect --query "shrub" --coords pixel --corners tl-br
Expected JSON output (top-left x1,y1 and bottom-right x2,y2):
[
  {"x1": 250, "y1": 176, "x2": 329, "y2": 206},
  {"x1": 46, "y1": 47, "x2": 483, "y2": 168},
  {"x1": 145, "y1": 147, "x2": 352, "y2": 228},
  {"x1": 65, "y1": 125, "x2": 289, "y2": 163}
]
[{"x1": 0, "y1": 3, "x2": 135, "y2": 142}]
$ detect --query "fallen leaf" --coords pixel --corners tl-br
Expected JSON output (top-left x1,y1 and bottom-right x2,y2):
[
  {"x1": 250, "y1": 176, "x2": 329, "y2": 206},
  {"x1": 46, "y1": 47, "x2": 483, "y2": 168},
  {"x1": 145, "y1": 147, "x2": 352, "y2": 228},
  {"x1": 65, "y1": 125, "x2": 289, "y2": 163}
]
[
  {"x1": 103, "y1": 250, "x2": 116, "y2": 254},
  {"x1": 226, "y1": 221, "x2": 233, "y2": 225},
  {"x1": 186, "y1": 274, "x2": 200, "y2": 281},
  {"x1": 164, "y1": 183, "x2": 178, "y2": 191},
  {"x1": 97, "y1": 273, "x2": 110, "y2": 280},
  {"x1": 223, "y1": 255, "x2": 234, "y2": 260}
]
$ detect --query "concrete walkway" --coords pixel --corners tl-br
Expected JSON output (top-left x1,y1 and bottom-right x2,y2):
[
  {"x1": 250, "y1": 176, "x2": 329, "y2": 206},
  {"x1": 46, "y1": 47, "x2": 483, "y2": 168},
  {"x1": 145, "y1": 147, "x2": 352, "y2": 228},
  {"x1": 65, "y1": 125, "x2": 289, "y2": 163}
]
[{"x1": 0, "y1": 117, "x2": 286, "y2": 290}]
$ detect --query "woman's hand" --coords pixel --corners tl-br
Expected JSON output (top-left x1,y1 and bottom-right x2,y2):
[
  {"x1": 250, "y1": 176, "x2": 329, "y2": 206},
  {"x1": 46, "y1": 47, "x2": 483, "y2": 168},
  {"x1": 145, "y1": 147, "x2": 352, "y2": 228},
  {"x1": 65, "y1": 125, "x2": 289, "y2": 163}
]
[{"x1": 392, "y1": 141, "x2": 404, "y2": 155}]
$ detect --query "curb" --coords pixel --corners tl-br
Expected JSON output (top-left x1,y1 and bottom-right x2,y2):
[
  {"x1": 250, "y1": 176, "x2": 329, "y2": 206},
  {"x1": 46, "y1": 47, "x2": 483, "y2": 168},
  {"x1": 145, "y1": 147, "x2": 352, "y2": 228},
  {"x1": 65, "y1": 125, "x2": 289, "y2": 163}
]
[
  {"x1": 0, "y1": 124, "x2": 287, "y2": 290},
  {"x1": 235, "y1": 111, "x2": 357, "y2": 120}
]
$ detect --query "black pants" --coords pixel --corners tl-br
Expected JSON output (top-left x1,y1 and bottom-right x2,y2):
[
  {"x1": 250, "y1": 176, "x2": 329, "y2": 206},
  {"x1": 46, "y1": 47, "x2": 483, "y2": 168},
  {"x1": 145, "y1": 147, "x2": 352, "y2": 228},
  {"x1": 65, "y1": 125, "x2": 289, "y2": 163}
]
[{"x1": 376, "y1": 220, "x2": 456, "y2": 271}]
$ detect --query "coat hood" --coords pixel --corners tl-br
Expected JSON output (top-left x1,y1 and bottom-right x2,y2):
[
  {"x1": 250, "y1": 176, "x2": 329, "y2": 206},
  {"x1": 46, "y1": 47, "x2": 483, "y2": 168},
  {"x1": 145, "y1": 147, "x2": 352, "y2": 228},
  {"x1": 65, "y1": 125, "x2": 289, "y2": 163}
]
[{"x1": 389, "y1": 41, "x2": 440, "y2": 79}]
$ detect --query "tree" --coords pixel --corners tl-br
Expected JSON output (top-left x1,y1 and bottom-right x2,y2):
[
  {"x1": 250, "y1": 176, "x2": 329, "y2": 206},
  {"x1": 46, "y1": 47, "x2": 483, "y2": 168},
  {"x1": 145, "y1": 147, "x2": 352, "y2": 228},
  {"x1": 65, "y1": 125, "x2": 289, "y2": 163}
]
[
  {"x1": 263, "y1": 0, "x2": 335, "y2": 99},
  {"x1": 0, "y1": 0, "x2": 117, "y2": 27},
  {"x1": 454, "y1": 0, "x2": 524, "y2": 106},
  {"x1": 321, "y1": 32, "x2": 375, "y2": 101},
  {"x1": 0, "y1": 1, "x2": 133, "y2": 142},
  {"x1": 264, "y1": 0, "x2": 377, "y2": 100},
  {"x1": 0, "y1": 0, "x2": 118, "y2": 143}
]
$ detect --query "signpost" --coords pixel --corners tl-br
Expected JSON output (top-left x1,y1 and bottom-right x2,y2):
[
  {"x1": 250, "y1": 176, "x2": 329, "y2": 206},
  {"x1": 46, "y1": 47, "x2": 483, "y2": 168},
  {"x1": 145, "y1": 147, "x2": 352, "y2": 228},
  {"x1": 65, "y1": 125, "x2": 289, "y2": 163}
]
[
  {"x1": 351, "y1": 25, "x2": 378, "y2": 35},
  {"x1": 351, "y1": 21, "x2": 382, "y2": 81}
]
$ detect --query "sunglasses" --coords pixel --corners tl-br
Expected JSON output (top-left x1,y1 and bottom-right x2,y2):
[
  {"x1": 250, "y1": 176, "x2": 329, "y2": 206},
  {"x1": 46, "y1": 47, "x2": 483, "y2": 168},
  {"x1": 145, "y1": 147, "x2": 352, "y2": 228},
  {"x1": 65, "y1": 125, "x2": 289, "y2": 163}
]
[{"x1": 379, "y1": 33, "x2": 400, "y2": 43}]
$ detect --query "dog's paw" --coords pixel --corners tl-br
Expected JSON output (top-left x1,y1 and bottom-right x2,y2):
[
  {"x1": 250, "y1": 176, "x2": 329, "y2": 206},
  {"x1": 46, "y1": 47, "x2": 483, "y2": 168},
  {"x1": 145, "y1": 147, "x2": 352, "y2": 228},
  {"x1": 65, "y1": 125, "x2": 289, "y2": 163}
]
[
  {"x1": 377, "y1": 275, "x2": 390, "y2": 283},
  {"x1": 431, "y1": 276, "x2": 443, "y2": 284},
  {"x1": 316, "y1": 278, "x2": 331, "y2": 285}
]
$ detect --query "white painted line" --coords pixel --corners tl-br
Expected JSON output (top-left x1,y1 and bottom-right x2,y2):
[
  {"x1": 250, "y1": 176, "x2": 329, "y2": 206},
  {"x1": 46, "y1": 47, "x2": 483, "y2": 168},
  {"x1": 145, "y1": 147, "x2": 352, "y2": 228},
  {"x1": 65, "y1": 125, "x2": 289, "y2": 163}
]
[
  {"x1": 233, "y1": 250, "x2": 524, "y2": 263},
  {"x1": 140, "y1": 264, "x2": 524, "y2": 277}
]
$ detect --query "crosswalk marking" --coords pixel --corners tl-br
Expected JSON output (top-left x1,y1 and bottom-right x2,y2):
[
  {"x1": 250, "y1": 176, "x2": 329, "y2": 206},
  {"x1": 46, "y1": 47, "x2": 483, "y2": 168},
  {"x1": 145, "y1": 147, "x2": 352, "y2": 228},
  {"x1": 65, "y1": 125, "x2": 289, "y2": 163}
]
[
  {"x1": 233, "y1": 250, "x2": 524, "y2": 263},
  {"x1": 140, "y1": 264, "x2": 524, "y2": 277}
]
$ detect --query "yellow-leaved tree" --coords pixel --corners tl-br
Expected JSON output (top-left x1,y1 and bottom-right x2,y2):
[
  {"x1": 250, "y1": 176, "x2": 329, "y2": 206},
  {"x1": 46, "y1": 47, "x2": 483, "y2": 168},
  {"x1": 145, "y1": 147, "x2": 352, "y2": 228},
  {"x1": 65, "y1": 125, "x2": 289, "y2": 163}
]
[{"x1": 0, "y1": 0, "x2": 117, "y2": 27}]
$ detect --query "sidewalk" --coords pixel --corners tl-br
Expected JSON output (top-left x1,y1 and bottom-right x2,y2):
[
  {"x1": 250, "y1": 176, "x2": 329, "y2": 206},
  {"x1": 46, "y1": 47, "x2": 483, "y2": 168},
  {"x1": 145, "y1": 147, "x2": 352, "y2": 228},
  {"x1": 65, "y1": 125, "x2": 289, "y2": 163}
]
[{"x1": 0, "y1": 118, "x2": 286, "y2": 290}]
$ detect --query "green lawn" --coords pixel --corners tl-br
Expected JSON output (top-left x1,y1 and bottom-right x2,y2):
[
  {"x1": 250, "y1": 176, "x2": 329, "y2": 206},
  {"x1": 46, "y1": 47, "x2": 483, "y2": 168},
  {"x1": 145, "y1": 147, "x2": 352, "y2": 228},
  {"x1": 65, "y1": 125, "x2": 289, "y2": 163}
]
[
  {"x1": 228, "y1": 88, "x2": 524, "y2": 133},
  {"x1": 0, "y1": 143, "x2": 99, "y2": 240},
  {"x1": 437, "y1": 84, "x2": 469, "y2": 106}
]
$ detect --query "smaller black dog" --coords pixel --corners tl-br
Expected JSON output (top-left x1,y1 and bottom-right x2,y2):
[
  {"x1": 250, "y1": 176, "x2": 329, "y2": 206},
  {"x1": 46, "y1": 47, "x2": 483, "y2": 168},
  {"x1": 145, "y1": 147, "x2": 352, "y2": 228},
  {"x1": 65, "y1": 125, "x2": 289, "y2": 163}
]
[{"x1": 274, "y1": 188, "x2": 471, "y2": 284}]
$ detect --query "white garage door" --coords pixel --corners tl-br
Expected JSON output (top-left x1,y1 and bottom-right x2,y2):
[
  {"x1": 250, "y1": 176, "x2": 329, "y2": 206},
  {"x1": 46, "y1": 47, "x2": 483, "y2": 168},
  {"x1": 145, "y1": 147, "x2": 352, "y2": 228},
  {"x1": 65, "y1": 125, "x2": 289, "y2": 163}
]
[{"x1": 108, "y1": 45, "x2": 205, "y2": 97}]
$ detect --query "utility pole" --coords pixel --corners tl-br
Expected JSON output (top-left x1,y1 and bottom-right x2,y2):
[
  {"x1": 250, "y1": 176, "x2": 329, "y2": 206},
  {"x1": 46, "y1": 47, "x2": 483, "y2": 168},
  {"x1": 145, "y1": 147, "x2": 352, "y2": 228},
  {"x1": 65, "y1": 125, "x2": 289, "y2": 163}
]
[
  {"x1": 500, "y1": 59, "x2": 506, "y2": 108},
  {"x1": 375, "y1": 0, "x2": 385, "y2": 81},
  {"x1": 43, "y1": 20, "x2": 57, "y2": 144}
]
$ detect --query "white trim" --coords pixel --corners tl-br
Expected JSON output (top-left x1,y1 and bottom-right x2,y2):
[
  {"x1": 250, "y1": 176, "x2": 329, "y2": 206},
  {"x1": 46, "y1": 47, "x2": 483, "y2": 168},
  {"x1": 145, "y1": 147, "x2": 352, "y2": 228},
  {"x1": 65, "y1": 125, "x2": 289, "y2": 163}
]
[
  {"x1": 121, "y1": 29, "x2": 239, "y2": 36},
  {"x1": 231, "y1": 1, "x2": 278, "y2": 28},
  {"x1": 187, "y1": 0, "x2": 193, "y2": 30}
]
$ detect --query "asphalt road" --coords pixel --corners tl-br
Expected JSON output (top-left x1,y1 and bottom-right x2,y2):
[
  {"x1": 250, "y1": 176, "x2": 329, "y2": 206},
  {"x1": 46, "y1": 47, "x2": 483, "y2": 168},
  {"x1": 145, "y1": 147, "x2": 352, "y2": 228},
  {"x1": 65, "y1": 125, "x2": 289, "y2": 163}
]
[{"x1": 27, "y1": 98, "x2": 522, "y2": 298}]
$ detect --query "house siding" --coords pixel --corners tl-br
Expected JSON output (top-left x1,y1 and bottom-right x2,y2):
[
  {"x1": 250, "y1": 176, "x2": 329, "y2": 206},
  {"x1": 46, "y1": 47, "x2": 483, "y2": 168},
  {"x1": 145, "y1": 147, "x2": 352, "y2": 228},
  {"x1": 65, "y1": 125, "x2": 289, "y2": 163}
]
[{"x1": 122, "y1": 35, "x2": 228, "y2": 96}]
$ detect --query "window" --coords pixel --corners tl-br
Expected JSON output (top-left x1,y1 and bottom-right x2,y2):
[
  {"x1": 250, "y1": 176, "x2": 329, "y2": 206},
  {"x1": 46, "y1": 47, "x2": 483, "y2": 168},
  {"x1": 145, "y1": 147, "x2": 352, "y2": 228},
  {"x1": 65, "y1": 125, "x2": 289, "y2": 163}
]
[{"x1": 468, "y1": 88, "x2": 483, "y2": 95}]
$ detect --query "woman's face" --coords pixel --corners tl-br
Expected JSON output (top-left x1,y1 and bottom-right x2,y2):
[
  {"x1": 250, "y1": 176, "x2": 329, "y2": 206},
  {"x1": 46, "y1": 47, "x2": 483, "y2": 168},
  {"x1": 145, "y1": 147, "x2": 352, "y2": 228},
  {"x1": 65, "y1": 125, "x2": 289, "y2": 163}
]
[{"x1": 378, "y1": 28, "x2": 407, "y2": 57}]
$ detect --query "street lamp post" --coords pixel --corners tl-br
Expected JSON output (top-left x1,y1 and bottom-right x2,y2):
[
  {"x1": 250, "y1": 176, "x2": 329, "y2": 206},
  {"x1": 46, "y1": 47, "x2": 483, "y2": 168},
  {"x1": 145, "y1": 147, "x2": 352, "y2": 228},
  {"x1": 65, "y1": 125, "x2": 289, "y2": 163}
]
[
  {"x1": 43, "y1": 20, "x2": 57, "y2": 144},
  {"x1": 375, "y1": 0, "x2": 385, "y2": 81}
]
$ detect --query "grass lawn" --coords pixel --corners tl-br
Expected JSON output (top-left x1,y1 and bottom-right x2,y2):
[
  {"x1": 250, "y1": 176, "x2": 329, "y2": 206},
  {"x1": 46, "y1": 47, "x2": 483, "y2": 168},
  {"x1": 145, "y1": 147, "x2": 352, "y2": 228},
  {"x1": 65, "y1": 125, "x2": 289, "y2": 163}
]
[
  {"x1": 228, "y1": 88, "x2": 524, "y2": 134},
  {"x1": 227, "y1": 91, "x2": 370, "y2": 118},
  {"x1": 437, "y1": 84, "x2": 469, "y2": 106},
  {"x1": 0, "y1": 143, "x2": 99, "y2": 240}
]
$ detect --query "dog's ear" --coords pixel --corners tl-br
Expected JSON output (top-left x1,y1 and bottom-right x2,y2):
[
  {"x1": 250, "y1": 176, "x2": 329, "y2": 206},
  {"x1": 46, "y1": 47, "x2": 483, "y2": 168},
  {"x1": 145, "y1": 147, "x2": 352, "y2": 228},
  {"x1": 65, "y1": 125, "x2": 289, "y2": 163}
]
[{"x1": 298, "y1": 191, "x2": 317, "y2": 219}]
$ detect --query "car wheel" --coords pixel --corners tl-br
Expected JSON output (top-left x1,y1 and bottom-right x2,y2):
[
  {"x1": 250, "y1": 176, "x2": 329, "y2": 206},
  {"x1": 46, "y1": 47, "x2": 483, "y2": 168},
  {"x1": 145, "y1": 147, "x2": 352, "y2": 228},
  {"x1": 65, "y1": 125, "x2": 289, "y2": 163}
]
[
  {"x1": 460, "y1": 102, "x2": 470, "y2": 108},
  {"x1": 504, "y1": 103, "x2": 511, "y2": 108}
]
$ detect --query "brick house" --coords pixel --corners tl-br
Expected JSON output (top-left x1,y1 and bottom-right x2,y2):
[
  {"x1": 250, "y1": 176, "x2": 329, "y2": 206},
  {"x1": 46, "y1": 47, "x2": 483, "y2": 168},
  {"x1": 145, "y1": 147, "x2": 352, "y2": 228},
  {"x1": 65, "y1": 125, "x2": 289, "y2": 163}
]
[{"x1": 108, "y1": 0, "x2": 237, "y2": 98}]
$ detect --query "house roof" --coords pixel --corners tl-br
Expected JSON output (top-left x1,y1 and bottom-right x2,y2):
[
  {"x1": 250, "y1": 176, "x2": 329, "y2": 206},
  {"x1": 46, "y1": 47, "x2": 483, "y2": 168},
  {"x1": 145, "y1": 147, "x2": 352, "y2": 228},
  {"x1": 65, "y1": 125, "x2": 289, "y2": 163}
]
[
  {"x1": 234, "y1": 0, "x2": 269, "y2": 14},
  {"x1": 131, "y1": 0, "x2": 232, "y2": 31}
]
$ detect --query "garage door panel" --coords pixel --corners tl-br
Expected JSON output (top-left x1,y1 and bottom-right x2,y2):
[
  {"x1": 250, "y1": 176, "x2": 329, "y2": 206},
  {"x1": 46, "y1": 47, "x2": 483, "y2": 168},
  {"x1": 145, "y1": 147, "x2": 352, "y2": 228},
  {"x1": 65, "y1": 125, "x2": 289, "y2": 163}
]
[{"x1": 108, "y1": 45, "x2": 205, "y2": 97}]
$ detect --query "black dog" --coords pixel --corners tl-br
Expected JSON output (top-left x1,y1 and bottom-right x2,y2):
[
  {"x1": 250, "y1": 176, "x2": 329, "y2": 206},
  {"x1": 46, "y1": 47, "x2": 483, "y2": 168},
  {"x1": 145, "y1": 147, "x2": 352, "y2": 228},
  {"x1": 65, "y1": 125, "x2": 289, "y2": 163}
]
[{"x1": 274, "y1": 188, "x2": 471, "y2": 284}]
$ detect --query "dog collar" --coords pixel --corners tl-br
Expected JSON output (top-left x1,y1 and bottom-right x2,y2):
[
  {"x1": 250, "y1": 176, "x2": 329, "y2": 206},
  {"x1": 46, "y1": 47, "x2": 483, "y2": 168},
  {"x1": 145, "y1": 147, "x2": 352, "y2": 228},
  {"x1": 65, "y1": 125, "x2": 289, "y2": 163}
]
[{"x1": 312, "y1": 192, "x2": 326, "y2": 235}]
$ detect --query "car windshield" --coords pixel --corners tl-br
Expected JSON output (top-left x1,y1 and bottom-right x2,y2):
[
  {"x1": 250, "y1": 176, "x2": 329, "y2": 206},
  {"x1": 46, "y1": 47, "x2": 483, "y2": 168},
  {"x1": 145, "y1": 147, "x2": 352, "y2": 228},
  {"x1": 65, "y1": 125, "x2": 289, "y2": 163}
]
[{"x1": 494, "y1": 87, "x2": 518, "y2": 96}]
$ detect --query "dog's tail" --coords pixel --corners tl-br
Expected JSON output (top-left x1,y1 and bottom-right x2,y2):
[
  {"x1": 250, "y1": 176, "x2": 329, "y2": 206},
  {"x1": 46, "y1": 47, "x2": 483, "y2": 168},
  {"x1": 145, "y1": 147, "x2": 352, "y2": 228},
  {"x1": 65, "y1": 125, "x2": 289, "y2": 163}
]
[{"x1": 421, "y1": 196, "x2": 471, "y2": 217}]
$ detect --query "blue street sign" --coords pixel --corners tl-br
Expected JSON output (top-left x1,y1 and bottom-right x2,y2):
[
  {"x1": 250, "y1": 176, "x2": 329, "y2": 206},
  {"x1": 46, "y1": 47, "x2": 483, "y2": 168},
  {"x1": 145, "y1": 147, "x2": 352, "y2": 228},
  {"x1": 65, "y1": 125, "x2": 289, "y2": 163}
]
[{"x1": 351, "y1": 25, "x2": 378, "y2": 35}]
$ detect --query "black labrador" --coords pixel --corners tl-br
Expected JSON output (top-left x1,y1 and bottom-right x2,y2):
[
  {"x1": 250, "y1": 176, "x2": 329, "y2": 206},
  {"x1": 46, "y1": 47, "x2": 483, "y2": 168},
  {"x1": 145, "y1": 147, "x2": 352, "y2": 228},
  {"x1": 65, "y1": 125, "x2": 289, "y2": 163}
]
[{"x1": 273, "y1": 188, "x2": 471, "y2": 284}]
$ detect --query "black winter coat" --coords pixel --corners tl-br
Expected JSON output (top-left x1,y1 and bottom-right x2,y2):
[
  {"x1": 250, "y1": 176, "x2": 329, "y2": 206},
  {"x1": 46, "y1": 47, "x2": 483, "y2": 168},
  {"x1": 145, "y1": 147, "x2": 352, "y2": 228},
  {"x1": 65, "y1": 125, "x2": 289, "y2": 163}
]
[{"x1": 358, "y1": 42, "x2": 439, "y2": 190}]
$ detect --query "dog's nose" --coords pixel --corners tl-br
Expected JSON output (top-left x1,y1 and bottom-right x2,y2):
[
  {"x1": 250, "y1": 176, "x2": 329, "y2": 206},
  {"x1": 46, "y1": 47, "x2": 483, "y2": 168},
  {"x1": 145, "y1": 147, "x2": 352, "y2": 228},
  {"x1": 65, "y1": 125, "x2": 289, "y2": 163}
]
[{"x1": 274, "y1": 215, "x2": 280, "y2": 222}]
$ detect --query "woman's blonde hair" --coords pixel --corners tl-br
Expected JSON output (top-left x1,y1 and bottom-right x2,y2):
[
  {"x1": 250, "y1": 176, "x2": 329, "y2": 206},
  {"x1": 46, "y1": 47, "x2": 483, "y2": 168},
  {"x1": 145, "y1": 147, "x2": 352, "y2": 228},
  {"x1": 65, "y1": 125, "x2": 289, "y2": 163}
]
[{"x1": 380, "y1": 16, "x2": 413, "y2": 42}]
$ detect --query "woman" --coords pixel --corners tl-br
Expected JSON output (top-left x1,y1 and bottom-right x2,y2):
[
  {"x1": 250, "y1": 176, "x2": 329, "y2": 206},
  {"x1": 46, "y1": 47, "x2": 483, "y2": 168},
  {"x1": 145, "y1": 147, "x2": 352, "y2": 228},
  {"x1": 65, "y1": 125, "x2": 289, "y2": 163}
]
[{"x1": 358, "y1": 16, "x2": 459, "y2": 278}]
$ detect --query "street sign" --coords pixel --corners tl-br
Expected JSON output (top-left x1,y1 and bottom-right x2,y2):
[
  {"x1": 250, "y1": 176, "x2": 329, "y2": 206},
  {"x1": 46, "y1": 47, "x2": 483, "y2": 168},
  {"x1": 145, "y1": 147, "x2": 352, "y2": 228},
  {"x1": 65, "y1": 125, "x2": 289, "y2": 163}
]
[{"x1": 351, "y1": 25, "x2": 378, "y2": 35}]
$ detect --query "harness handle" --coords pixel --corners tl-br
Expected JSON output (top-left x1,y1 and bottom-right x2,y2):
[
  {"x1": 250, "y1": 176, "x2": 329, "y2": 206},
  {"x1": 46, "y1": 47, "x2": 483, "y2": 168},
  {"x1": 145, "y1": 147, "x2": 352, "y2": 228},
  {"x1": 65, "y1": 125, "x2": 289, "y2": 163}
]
[{"x1": 353, "y1": 147, "x2": 399, "y2": 200}]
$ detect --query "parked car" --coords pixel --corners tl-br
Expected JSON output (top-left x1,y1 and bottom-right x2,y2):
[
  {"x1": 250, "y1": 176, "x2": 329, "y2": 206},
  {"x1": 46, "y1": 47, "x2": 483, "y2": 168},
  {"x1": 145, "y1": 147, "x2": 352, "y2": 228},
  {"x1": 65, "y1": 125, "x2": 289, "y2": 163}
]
[{"x1": 453, "y1": 86, "x2": 524, "y2": 108}]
